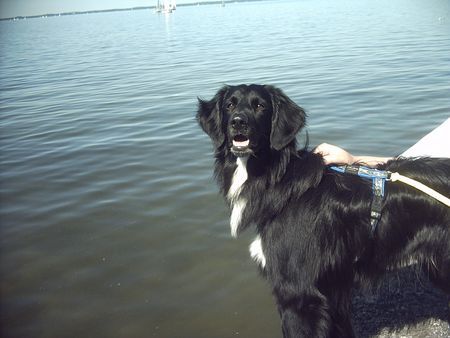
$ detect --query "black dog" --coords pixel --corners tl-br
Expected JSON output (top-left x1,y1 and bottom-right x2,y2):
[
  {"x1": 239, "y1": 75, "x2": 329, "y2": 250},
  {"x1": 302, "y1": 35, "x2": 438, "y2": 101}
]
[{"x1": 197, "y1": 84, "x2": 450, "y2": 337}]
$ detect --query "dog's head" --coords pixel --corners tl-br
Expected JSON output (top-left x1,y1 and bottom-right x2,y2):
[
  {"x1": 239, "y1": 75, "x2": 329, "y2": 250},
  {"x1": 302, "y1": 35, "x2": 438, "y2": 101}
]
[{"x1": 197, "y1": 84, "x2": 306, "y2": 157}]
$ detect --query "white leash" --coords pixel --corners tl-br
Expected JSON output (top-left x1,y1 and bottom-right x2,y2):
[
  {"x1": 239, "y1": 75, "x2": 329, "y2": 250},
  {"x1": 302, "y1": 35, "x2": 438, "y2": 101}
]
[{"x1": 390, "y1": 172, "x2": 450, "y2": 207}]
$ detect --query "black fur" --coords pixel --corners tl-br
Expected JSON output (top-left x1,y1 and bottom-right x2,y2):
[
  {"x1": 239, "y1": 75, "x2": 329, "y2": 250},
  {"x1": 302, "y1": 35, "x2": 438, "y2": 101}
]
[{"x1": 197, "y1": 84, "x2": 450, "y2": 337}]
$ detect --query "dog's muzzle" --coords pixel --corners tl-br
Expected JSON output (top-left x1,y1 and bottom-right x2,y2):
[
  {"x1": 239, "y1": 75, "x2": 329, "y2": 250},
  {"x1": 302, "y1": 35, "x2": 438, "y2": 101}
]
[{"x1": 230, "y1": 114, "x2": 252, "y2": 157}]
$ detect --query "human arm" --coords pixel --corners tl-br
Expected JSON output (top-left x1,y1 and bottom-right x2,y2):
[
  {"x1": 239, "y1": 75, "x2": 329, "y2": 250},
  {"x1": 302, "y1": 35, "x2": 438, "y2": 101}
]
[{"x1": 313, "y1": 143, "x2": 393, "y2": 166}]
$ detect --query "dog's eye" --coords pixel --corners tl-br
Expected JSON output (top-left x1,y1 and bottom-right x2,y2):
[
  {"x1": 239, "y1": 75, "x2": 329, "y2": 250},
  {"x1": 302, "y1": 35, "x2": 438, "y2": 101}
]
[
  {"x1": 227, "y1": 103, "x2": 235, "y2": 109},
  {"x1": 256, "y1": 103, "x2": 265, "y2": 110}
]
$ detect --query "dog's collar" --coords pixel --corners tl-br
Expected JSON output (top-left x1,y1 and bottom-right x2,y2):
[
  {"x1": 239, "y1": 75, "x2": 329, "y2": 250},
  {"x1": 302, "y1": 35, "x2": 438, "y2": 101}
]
[{"x1": 329, "y1": 165, "x2": 391, "y2": 233}]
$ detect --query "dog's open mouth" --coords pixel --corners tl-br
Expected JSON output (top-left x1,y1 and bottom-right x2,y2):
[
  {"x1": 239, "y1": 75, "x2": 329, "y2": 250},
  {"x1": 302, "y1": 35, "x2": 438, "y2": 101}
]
[
  {"x1": 231, "y1": 135, "x2": 252, "y2": 157},
  {"x1": 232, "y1": 135, "x2": 250, "y2": 148}
]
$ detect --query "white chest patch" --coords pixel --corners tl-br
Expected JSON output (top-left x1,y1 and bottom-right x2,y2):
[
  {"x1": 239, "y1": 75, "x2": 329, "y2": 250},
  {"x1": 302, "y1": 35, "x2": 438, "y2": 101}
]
[
  {"x1": 228, "y1": 156, "x2": 248, "y2": 237},
  {"x1": 227, "y1": 157, "x2": 248, "y2": 200},
  {"x1": 249, "y1": 235, "x2": 266, "y2": 268}
]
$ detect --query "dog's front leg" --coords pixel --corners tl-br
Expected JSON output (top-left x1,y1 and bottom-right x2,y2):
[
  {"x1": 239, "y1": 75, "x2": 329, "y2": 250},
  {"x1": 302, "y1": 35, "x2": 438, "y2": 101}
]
[
  {"x1": 277, "y1": 290, "x2": 332, "y2": 338},
  {"x1": 276, "y1": 289, "x2": 354, "y2": 338}
]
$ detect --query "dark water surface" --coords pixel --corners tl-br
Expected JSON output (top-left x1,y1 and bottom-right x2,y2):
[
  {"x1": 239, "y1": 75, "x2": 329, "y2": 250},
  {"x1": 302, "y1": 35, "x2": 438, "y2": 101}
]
[{"x1": 1, "y1": 0, "x2": 449, "y2": 337}]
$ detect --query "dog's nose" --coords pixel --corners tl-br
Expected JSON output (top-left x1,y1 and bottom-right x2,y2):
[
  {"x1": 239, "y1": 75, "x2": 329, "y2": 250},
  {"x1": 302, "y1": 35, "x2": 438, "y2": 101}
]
[{"x1": 231, "y1": 114, "x2": 248, "y2": 131}]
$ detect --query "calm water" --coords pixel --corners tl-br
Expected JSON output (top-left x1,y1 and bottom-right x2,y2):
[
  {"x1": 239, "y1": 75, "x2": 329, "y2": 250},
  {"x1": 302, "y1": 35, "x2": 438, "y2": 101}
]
[{"x1": 1, "y1": 0, "x2": 449, "y2": 337}]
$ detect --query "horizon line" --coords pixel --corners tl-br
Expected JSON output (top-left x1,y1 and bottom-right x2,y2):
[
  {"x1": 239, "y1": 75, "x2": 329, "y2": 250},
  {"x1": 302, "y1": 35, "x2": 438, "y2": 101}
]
[{"x1": 0, "y1": 0, "x2": 265, "y2": 21}]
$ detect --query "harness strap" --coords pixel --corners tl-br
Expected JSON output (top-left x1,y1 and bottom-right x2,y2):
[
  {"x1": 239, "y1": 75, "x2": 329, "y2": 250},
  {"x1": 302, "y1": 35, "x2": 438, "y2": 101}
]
[
  {"x1": 370, "y1": 177, "x2": 384, "y2": 232},
  {"x1": 330, "y1": 165, "x2": 388, "y2": 232},
  {"x1": 329, "y1": 165, "x2": 450, "y2": 233}
]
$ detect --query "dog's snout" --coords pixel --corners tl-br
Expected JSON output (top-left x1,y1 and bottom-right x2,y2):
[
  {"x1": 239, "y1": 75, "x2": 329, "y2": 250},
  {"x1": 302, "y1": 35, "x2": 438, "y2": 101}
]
[{"x1": 231, "y1": 114, "x2": 248, "y2": 131}]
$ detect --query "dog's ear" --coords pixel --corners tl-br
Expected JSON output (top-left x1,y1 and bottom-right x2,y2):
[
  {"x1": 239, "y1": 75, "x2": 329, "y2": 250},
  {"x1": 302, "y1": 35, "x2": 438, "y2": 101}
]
[
  {"x1": 265, "y1": 85, "x2": 306, "y2": 151},
  {"x1": 197, "y1": 86, "x2": 229, "y2": 148}
]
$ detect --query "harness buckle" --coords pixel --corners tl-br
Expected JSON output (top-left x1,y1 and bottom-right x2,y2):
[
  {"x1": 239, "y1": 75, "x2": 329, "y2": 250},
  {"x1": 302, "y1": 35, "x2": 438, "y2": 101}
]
[{"x1": 385, "y1": 171, "x2": 393, "y2": 181}]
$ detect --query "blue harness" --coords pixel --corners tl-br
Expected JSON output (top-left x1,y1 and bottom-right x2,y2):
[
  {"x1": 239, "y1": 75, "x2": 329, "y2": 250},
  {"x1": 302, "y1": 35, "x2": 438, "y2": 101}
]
[{"x1": 329, "y1": 165, "x2": 391, "y2": 233}]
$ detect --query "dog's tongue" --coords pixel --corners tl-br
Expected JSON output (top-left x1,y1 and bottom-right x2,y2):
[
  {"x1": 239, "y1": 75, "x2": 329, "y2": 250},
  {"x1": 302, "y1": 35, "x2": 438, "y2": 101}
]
[{"x1": 233, "y1": 139, "x2": 249, "y2": 148}]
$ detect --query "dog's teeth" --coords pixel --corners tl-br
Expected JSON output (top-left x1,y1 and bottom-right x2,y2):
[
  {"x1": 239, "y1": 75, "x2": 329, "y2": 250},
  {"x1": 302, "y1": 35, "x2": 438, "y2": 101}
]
[{"x1": 233, "y1": 140, "x2": 249, "y2": 147}]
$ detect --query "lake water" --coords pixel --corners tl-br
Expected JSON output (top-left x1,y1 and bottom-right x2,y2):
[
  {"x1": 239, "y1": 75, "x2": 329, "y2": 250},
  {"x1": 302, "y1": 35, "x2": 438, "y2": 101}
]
[{"x1": 1, "y1": 0, "x2": 449, "y2": 337}]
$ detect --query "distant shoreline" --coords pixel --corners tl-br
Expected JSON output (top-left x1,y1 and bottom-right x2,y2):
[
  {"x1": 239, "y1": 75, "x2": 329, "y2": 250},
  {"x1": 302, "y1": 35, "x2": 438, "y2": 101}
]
[{"x1": 0, "y1": 0, "x2": 264, "y2": 21}]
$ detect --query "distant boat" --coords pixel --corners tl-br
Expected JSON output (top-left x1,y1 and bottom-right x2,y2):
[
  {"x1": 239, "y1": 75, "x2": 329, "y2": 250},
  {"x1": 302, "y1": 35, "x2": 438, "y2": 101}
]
[
  {"x1": 164, "y1": 1, "x2": 172, "y2": 13},
  {"x1": 155, "y1": 0, "x2": 175, "y2": 14},
  {"x1": 155, "y1": 0, "x2": 162, "y2": 13}
]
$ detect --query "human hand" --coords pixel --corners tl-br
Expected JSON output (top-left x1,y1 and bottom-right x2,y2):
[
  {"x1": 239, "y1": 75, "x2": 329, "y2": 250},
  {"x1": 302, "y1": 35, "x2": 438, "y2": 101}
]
[{"x1": 313, "y1": 143, "x2": 355, "y2": 165}]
